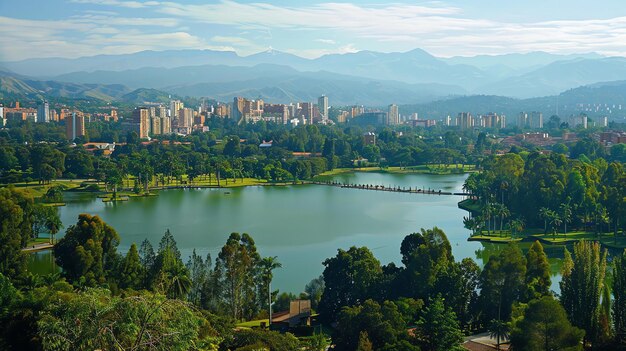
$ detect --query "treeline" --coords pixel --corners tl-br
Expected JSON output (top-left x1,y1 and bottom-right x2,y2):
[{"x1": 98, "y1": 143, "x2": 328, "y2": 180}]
[
  {"x1": 1, "y1": 187, "x2": 626, "y2": 349},
  {"x1": 0, "y1": 188, "x2": 319, "y2": 350},
  {"x1": 464, "y1": 146, "x2": 626, "y2": 235},
  {"x1": 1, "y1": 118, "x2": 492, "y2": 186}
]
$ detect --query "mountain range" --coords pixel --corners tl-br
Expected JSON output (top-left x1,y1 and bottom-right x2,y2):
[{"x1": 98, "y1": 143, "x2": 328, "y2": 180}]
[{"x1": 2, "y1": 48, "x2": 625, "y2": 99}]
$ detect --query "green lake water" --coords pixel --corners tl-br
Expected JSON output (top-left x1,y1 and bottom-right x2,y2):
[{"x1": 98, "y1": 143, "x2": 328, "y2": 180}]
[{"x1": 28, "y1": 172, "x2": 565, "y2": 293}]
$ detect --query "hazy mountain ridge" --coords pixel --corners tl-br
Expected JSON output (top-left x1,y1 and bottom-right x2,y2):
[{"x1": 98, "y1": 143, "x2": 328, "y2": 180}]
[
  {"x1": 0, "y1": 71, "x2": 174, "y2": 104},
  {"x1": 51, "y1": 63, "x2": 468, "y2": 105},
  {"x1": 401, "y1": 80, "x2": 626, "y2": 119},
  {"x1": 3, "y1": 48, "x2": 625, "y2": 99}
]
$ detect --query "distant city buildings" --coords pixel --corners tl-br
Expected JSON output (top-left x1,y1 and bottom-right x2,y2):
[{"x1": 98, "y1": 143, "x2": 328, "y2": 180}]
[
  {"x1": 133, "y1": 107, "x2": 150, "y2": 139},
  {"x1": 457, "y1": 112, "x2": 473, "y2": 129},
  {"x1": 66, "y1": 111, "x2": 85, "y2": 141},
  {"x1": 37, "y1": 101, "x2": 49, "y2": 123},
  {"x1": 318, "y1": 95, "x2": 328, "y2": 123},
  {"x1": 388, "y1": 104, "x2": 399, "y2": 126}
]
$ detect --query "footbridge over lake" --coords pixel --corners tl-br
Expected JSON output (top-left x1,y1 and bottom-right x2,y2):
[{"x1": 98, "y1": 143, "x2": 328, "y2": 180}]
[{"x1": 312, "y1": 181, "x2": 470, "y2": 196}]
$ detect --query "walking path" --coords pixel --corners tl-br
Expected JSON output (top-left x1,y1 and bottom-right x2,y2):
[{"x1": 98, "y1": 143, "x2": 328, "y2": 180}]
[
  {"x1": 312, "y1": 181, "x2": 470, "y2": 196},
  {"x1": 22, "y1": 243, "x2": 54, "y2": 252}
]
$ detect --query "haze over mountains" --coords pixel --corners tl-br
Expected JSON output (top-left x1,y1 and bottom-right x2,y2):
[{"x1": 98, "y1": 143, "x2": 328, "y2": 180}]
[{"x1": 2, "y1": 48, "x2": 626, "y2": 113}]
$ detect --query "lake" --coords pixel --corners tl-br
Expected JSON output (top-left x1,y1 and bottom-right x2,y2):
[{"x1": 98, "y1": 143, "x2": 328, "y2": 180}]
[{"x1": 28, "y1": 172, "x2": 564, "y2": 293}]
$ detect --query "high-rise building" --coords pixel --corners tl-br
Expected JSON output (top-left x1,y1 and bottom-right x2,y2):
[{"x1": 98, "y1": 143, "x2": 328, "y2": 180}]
[
  {"x1": 0, "y1": 105, "x2": 4, "y2": 127},
  {"x1": 388, "y1": 104, "x2": 399, "y2": 125},
  {"x1": 170, "y1": 100, "x2": 183, "y2": 119},
  {"x1": 457, "y1": 112, "x2": 473, "y2": 129},
  {"x1": 530, "y1": 112, "x2": 543, "y2": 129},
  {"x1": 178, "y1": 108, "x2": 194, "y2": 128},
  {"x1": 151, "y1": 117, "x2": 162, "y2": 135},
  {"x1": 133, "y1": 107, "x2": 150, "y2": 139},
  {"x1": 215, "y1": 104, "x2": 230, "y2": 118},
  {"x1": 318, "y1": 95, "x2": 329, "y2": 122},
  {"x1": 161, "y1": 117, "x2": 171, "y2": 134},
  {"x1": 66, "y1": 112, "x2": 85, "y2": 140},
  {"x1": 299, "y1": 102, "x2": 313, "y2": 124},
  {"x1": 232, "y1": 97, "x2": 246, "y2": 122},
  {"x1": 37, "y1": 101, "x2": 50, "y2": 123}
]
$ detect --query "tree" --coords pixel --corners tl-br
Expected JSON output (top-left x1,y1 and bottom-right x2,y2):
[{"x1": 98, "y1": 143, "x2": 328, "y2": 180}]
[
  {"x1": 214, "y1": 232, "x2": 260, "y2": 320},
  {"x1": 152, "y1": 230, "x2": 191, "y2": 299},
  {"x1": 488, "y1": 319, "x2": 509, "y2": 351},
  {"x1": 559, "y1": 202, "x2": 572, "y2": 235},
  {"x1": 560, "y1": 241, "x2": 607, "y2": 346},
  {"x1": 306, "y1": 332, "x2": 330, "y2": 351},
  {"x1": 260, "y1": 256, "x2": 281, "y2": 325},
  {"x1": 613, "y1": 250, "x2": 626, "y2": 345},
  {"x1": 539, "y1": 207, "x2": 552, "y2": 234},
  {"x1": 37, "y1": 288, "x2": 218, "y2": 351},
  {"x1": 318, "y1": 246, "x2": 382, "y2": 322},
  {"x1": 480, "y1": 243, "x2": 526, "y2": 322},
  {"x1": 335, "y1": 299, "x2": 418, "y2": 351},
  {"x1": 118, "y1": 243, "x2": 143, "y2": 290},
  {"x1": 415, "y1": 297, "x2": 465, "y2": 351},
  {"x1": 356, "y1": 331, "x2": 373, "y2": 351},
  {"x1": 304, "y1": 275, "x2": 325, "y2": 310},
  {"x1": 185, "y1": 249, "x2": 211, "y2": 307},
  {"x1": 524, "y1": 241, "x2": 551, "y2": 300},
  {"x1": 397, "y1": 227, "x2": 455, "y2": 301},
  {"x1": 54, "y1": 214, "x2": 120, "y2": 286},
  {"x1": 509, "y1": 296, "x2": 584, "y2": 351},
  {"x1": 0, "y1": 188, "x2": 36, "y2": 278}
]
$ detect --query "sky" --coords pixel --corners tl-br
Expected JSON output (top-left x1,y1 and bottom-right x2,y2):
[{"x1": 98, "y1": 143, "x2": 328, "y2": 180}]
[{"x1": 1, "y1": 0, "x2": 626, "y2": 61}]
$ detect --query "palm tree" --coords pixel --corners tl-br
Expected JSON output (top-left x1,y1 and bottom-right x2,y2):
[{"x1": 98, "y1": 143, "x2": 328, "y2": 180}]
[
  {"x1": 489, "y1": 319, "x2": 510, "y2": 351},
  {"x1": 550, "y1": 214, "x2": 562, "y2": 241},
  {"x1": 497, "y1": 204, "x2": 510, "y2": 232},
  {"x1": 539, "y1": 207, "x2": 551, "y2": 234},
  {"x1": 509, "y1": 218, "x2": 525, "y2": 239},
  {"x1": 260, "y1": 256, "x2": 282, "y2": 326},
  {"x1": 166, "y1": 264, "x2": 192, "y2": 299},
  {"x1": 463, "y1": 216, "x2": 480, "y2": 236},
  {"x1": 45, "y1": 213, "x2": 63, "y2": 245},
  {"x1": 559, "y1": 203, "x2": 572, "y2": 236}
]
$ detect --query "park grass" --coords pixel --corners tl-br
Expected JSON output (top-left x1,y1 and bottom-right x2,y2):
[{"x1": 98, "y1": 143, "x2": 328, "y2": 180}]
[
  {"x1": 236, "y1": 319, "x2": 269, "y2": 329},
  {"x1": 470, "y1": 229, "x2": 626, "y2": 249},
  {"x1": 458, "y1": 199, "x2": 480, "y2": 213},
  {"x1": 314, "y1": 164, "x2": 475, "y2": 179},
  {"x1": 26, "y1": 237, "x2": 51, "y2": 246},
  {"x1": 1, "y1": 179, "x2": 83, "y2": 198}
]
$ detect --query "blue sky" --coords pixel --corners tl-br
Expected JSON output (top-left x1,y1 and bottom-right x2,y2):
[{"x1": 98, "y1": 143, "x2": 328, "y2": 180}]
[{"x1": 1, "y1": 0, "x2": 626, "y2": 61}]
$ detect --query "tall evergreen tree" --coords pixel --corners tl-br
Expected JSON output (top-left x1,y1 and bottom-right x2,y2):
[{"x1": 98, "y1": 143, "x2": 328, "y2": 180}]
[
  {"x1": 214, "y1": 233, "x2": 260, "y2": 320},
  {"x1": 524, "y1": 241, "x2": 551, "y2": 300},
  {"x1": 560, "y1": 241, "x2": 607, "y2": 346},
  {"x1": 613, "y1": 250, "x2": 626, "y2": 345},
  {"x1": 54, "y1": 214, "x2": 120, "y2": 286},
  {"x1": 480, "y1": 243, "x2": 527, "y2": 322},
  {"x1": 510, "y1": 296, "x2": 584, "y2": 351},
  {"x1": 118, "y1": 243, "x2": 143, "y2": 290}
]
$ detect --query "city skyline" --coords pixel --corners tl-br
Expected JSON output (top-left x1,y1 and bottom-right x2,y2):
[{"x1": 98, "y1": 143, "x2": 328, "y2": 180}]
[{"x1": 2, "y1": 0, "x2": 626, "y2": 61}]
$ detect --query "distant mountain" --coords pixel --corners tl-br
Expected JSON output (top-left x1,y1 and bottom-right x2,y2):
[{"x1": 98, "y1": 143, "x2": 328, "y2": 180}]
[
  {"x1": 4, "y1": 48, "x2": 624, "y2": 99},
  {"x1": 51, "y1": 63, "x2": 468, "y2": 105},
  {"x1": 0, "y1": 71, "x2": 173, "y2": 103},
  {"x1": 478, "y1": 57, "x2": 626, "y2": 98},
  {"x1": 401, "y1": 80, "x2": 626, "y2": 120},
  {"x1": 443, "y1": 52, "x2": 603, "y2": 74}
]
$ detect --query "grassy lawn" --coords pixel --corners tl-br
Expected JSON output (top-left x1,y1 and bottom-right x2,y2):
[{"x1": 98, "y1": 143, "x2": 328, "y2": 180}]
[
  {"x1": 26, "y1": 237, "x2": 51, "y2": 246},
  {"x1": 1, "y1": 179, "x2": 84, "y2": 198},
  {"x1": 236, "y1": 319, "x2": 269, "y2": 329},
  {"x1": 458, "y1": 199, "x2": 480, "y2": 212},
  {"x1": 470, "y1": 229, "x2": 626, "y2": 249}
]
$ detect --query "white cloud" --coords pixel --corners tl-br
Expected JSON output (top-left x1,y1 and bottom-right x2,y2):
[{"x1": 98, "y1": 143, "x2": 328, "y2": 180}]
[
  {"x1": 4, "y1": 1, "x2": 626, "y2": 60},
  {"x1": 286, "y1": 44, "x2": 359, "y2": 59},
  {"x1": 315, "y1": 39, "x2": 336, "y2": 45}
]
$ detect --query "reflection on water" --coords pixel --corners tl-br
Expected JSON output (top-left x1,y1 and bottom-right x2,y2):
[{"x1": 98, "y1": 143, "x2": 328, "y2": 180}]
[{"x1": 24, "y1": 172, "x2": 572, "y2": 294}]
